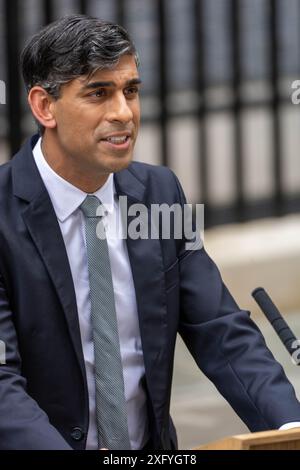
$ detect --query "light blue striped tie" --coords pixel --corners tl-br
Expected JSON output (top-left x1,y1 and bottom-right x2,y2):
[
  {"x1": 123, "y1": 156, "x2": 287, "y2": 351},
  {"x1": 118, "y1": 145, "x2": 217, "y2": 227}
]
[{"x1": 80, "y1": 195, "x2": 131, "y2": 450}]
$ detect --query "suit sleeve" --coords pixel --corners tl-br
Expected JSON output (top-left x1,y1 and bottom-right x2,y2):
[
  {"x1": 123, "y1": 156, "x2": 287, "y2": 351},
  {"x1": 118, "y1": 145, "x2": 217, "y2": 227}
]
[
  {"x1": 0, "y1": 273, "x2": 72, "y2": 449},
  {"x1": 171, "y1": 172, "x2": 300, "y2": 431}
]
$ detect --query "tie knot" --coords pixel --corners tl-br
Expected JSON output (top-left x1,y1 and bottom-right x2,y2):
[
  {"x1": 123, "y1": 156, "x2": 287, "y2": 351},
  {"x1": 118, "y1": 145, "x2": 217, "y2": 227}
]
[{"x1": 80, "y1": 195, "x2": 105, "y2": 218}]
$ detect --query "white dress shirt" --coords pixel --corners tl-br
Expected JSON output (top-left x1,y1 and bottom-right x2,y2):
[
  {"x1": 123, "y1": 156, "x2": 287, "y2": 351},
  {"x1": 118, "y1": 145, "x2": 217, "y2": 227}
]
[
  {"x1": 33, "y1": 138, "x2": 149, "y2": 450},
  {"x1": 279, "y1": 422, "x2": 300, "y2": 430}
]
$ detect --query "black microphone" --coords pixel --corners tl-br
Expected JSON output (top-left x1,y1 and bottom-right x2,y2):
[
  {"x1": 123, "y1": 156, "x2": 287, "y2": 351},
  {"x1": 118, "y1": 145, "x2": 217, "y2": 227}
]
[{"x1": 252, "y1": 287, "x2": 300, "y2": 361}]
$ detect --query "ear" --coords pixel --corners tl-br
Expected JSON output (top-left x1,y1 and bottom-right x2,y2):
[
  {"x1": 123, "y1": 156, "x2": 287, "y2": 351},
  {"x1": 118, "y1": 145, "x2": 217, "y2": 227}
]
[{"x1": 27, "y1": 86, "x2": 57, "y2": 130}]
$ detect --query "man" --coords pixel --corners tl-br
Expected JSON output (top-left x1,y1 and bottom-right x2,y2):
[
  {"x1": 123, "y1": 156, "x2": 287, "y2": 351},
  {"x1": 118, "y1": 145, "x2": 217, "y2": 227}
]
[{"x1": 0, "y1": 14, "x2": 299, "y2": 450}]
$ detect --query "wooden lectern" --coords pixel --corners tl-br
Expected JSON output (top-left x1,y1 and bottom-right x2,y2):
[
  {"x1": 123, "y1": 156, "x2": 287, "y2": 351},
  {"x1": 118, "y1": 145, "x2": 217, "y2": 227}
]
[{"x1": 196, "y1": 428, "x2": 300, "y2": 450}]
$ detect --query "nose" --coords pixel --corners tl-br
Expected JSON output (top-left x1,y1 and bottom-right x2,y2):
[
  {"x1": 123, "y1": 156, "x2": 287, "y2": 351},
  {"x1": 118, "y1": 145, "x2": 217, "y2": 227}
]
[{"x1": 106, "y1": 92, "x2": 134, "y2": 124}]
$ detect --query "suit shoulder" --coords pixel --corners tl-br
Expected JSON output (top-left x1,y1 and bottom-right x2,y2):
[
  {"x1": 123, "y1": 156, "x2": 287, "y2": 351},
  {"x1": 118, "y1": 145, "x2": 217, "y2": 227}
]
[
  {"x1": 126, "y1": 161, "x2": 184, "y2": 204},
  {"x1": 128, "y1": 161, "x2": 177, "y2": 186},
  {"x1": 0, "y1": 160, "x2": 13, "y2": 188},
  {"x1": 0, "y1": 162, "x2": 14, "y2": 225}
]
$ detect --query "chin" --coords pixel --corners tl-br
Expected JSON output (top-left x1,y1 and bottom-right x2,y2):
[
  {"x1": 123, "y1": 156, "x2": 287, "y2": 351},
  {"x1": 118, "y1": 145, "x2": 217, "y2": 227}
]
[
  {"x1": 107, "y1": 154, "x2": 133, "y2": 173},
  {"x1": 110, "y1": 160, "x2": 131, "y2": 174}
]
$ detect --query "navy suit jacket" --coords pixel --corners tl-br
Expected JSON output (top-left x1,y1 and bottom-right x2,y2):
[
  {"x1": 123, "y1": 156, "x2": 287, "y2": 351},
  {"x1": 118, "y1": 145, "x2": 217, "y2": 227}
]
[{"x1": 0, "y1": 134, "x2": 300, "y2": 450}]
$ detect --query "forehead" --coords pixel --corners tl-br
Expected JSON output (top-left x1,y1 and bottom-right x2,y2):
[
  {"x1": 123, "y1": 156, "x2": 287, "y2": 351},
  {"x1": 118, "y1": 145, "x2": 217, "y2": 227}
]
[{"x1": 79, "y1": 54, "x2": 139, "y2": 88}]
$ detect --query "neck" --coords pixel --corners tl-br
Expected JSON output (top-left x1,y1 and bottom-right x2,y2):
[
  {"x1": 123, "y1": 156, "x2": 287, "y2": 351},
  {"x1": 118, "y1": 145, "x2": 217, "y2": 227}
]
[{"x1": 41, "y1": 133, "x2": 110, "y2": 193}]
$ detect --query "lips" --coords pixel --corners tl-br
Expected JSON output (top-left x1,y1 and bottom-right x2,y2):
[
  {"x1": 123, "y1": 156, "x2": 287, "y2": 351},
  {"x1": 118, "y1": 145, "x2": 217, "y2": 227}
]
[
  {"x1": 100, "y1": 133, "x2": 132, "y2": 151},
  {"x1": 99, "y1": 131, "x2": 133, "y2": 151},
  {"x1": 101, "y1": 130, "x2": 132, "y2": 141},
  {"x1": 103, "y1": 136, "x2": 129, "y2": 144}
]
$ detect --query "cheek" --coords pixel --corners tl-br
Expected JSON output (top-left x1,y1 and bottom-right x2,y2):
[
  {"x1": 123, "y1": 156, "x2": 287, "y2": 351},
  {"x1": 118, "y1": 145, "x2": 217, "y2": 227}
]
[
  {"x1": 54, "y1": 100, "x2": 105, "y2": 145},
  {"x1": 132, "y1": 106, "x2": 141, "y2": 128},
  {"x1": 55, "y1": 101, "x2": 87, "y2": 128},
  {"x1": 56, "y1": 108, "x2": 94, "y2": 139},
  {"x1": 135, "y1": 103, "x2": 141, "y2": 122}
]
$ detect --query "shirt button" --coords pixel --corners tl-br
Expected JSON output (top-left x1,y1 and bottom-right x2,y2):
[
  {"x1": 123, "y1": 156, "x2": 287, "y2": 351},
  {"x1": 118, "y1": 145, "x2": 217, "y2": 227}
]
[{"x1": 70, "y1": 427, "x2": 84, "y2": 441}]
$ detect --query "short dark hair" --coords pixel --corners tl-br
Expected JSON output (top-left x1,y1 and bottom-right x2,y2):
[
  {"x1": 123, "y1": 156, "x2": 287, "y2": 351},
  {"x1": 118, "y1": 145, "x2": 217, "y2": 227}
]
[{"x1": 21, "y1": 14, "x2": 139, "y2": 133}]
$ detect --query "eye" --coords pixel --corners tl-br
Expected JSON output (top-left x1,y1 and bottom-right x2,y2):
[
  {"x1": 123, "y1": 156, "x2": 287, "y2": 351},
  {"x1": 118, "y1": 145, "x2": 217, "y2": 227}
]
[
  {"x1": 90, "y1": 88, "x2": 106, "y2": 98},
  {"x1": 124, "y1": 86, "x2": 140, "y2": 98}
]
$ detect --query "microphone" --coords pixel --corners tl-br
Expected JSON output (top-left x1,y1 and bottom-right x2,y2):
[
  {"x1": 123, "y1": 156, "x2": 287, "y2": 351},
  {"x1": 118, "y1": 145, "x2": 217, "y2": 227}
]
[{"x1": 252, "y1": 287, "x2": 300, "y2": 362}]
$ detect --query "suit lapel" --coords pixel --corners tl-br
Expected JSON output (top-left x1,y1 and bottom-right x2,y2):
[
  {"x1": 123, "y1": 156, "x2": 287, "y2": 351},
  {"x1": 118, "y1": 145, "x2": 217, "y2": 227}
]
[
  {"x1": 22, "y1": 192, "x2": 86, "y2": 375},
  {"x1": 12, "y1": 136, "x2": 86, "y2": 379}
]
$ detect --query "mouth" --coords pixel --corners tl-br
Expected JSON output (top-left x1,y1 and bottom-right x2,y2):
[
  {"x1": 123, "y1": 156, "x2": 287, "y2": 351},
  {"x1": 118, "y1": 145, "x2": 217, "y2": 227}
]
[{"x1": 100, "y1": 133, "x2": 132, "y2": 151}]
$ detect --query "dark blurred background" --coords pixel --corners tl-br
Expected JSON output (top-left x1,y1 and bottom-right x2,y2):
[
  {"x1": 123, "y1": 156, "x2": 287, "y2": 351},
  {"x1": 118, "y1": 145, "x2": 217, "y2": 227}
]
[
  {"x1": 1, "y1": 0, "x2": 300, "y2": 228},
  {"x1": 1, "y1": 0, "x2": 300, "y2": 448}
]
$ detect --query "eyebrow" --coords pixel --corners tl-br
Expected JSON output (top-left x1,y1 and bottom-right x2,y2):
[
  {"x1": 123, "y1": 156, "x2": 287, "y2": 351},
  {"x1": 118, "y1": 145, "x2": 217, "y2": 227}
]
[{"x1": 82, "y1": 78, "x2": 142, "y2": 91}]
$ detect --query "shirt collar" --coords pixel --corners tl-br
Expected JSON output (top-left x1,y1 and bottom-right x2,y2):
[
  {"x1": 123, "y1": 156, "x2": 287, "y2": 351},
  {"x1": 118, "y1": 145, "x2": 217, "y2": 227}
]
[{"x1": 32, "y1": 137, "x2": 115, "y2": 222}]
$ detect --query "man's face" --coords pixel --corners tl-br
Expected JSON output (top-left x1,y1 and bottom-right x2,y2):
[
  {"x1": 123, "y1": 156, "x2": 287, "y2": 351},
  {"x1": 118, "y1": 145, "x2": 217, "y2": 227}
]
[{"x1": 47, "y1": 54, "x2": 141, "y2": 186}]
